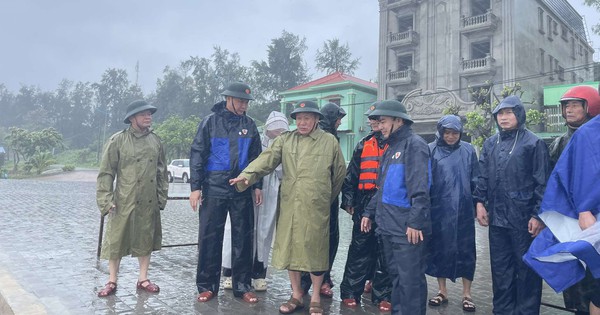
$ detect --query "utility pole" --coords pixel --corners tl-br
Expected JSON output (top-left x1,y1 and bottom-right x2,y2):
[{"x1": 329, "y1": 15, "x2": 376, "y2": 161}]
[{"x1": 135, "y1": 61, "x2": 139, "y2": 86}]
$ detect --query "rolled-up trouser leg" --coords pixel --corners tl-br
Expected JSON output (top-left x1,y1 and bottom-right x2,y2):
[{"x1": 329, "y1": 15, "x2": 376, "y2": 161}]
[
  {"x1": 230, "y1": 197, "x2": 255, "y2": 297},
  {"x1": 196, "y1": 197, "x2": 228, "y2": 294},
  {"x1": 340, "y1": 217, "x2": 377, "y2": 302}
]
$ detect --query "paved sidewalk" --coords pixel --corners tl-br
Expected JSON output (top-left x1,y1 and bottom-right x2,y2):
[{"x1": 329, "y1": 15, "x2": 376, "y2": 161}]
[{"x1": 0, "y1": 175, "x2": 569, "y2": 314}]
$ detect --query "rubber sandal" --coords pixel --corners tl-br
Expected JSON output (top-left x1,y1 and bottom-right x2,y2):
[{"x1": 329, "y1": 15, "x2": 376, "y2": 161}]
[
  {"x1": 379, "y1": 300, "x2": 392, "y2": 312},
  {"x1": 196, "y1": 291, "x2": 215, "y2": 302},
  {"x1": 253, "y1": 278, "x2": 267, "y2": 291},
  {"x1": 97, "y1": 281, "x2": 117, "y2": 297},
  {"x1": 223, "y1": 276, "x2": 233, "y2": 290},
  {"x1": 319, "y1": 283, "x2": 333, "y2": 298},
  {"x1": 136, "y1": 279, "x2": 160, "y2": 293},
  {"x1": 428, "y1": 292, "x2": 448, "y2": 306},
  {"x1": 342, "y1": 298, "x2": 358, "y2": 308},
  {"x1": 242, "y1": 291, "x2": 259, "y2": 304},
  {"x1": 364, "y1": 280, "x2": 372, "y2": 293},
  {"x1": 462, "y1": 297, "x2": 476, "y2": 312},
  {"x1": 279, "y1": 297, "x2": 303, "y2": 314},
  {"x1": 309, "y1": 301, "x2": 323, "y2": 315}
]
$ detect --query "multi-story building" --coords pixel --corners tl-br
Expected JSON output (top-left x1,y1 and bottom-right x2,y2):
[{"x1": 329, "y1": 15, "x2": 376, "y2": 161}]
[{"x1": 377, "y1": 0, "x2": 595, "y2": 135}]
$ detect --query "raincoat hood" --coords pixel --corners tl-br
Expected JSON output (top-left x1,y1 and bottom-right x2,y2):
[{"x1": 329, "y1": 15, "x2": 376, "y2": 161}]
[
  {"x1": 263, "y1": 111, "x2": 289, "y2": 147},
  {"x1": 492, "y1": 95, "x2": 526, "y2": 129},
  {"x1": 319, "y1": 103, "x2": 345, "y2": 136},
  {"x1": 436, "y1": 115, "x2": 463, "y2": 146}
]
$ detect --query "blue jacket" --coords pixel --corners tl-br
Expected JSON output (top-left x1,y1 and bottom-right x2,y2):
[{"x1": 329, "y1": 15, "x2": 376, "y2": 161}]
[
  {"x1": 473, "y1": 96, "x2": 550, "y2": 230},
  {"x1": 363, "y1": 125, "x2": 431, "y2": 241},
  {"x1": 190, "y1": 101, "x2": 262, "y2": 197}
]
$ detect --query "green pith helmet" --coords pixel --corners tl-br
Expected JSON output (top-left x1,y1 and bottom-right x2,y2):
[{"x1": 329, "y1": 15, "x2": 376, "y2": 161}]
[
  {"x1": 364, "y1": 101, "x2": 381, "y2": 116},
  {"x1": 368, "y1": 99, "x2": 413, "y2": 123},
  {"x1": 221, "y1": 82, "x2": 254, "y2": 100},
  {"x1": 123, "y1": 100, "x2": 157, "y2": 124},
  {"x1": 290, "y1": 100, "x2": 324, "y2": 120}
]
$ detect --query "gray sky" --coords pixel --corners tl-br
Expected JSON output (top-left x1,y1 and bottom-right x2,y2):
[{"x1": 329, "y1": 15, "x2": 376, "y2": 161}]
[{"x1": 1, "y1": 1, "x2": 598, "y2": 94}]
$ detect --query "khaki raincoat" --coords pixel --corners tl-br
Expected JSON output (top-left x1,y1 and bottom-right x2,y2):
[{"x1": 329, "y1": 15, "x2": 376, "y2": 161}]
[
  {"x1": 96, "y1": 127, "x2": 168, "y2": 259},
  {"x1": 236, "y1": 128, "x2": 346, "y2": 272}
]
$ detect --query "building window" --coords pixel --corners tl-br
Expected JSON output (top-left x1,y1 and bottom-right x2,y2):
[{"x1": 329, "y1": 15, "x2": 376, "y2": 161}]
[
  {"x1": 553, "y1": 20, "x2": 558, "y2": 35},
  {"x1": 571, "y1": 72, "x2": 577, "y2": 83},
  {"x1": 547, "y1": 17, "x2": 553, "y2": 40},
  {"x1": 538, "y1": 8, "x2": 545, "y2": 34},
  {"x1": 585, "y1": 50, "x2": 590, "y2": 70},
  {"x1": 579, "y1": 44, "x2": 584, "y2": 56},
  {"x1": 557, "y1": 66, "x2": 565, "y2": 81},
  {"x1": 471, "y1": 41, "x2": 490, "y2": 59},
  {"x1": 561, "y1": 25, "x2": 568, "y2": 41},
  {"x1": 548, "y1": 55, "x2": 554, "y2": 80},
  {"x1": 397, "y1": 54, "x2": 413, "y2": 70},
  {"x1": 540, "y1": 49, "x2": 545, "y2": 74},
  {"x1": 471, "y1": 0, "x2": 490, "y2": 16},
  {"x1": 571, "y1": 37, "x2": 576, "y2": 59},
  {"x1": 398, "y1": 15, "x2": 414, "y2": 33}
]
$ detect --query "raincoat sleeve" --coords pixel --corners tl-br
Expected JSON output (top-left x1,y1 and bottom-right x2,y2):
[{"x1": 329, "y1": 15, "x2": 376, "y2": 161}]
[
  {"x1": 531, "y1": 139, "x2": 550, "y2": 218},
  {"x1": 331, "y1": 143, "x2": 347, "y2": 205},
  {"x1": 473, "y1": 140, "x2": 490, "y2": 204},
  {"x1": 190, "y1": 118, "x2": 211, "y2": 192},
  {"x1": 405, "y1": 139, "x2": 431, "y2": 230},
  {"x1": 363, "y1": 192, "x2": 377, "y2": 220},
  {"x1": 236, "y1": 135, "x2": 284, "y2": 192},
  {"x1": 96, "y1": 135, "x2": 120, "y2": 216},
  {"x1": 469, "y1": 147, "x2": 480, "y2": 209},
  {"x1": 341, "y1": 139, "x2": 363, "y2": 210},
  {"x1": 156, "y1": 141, "x2": 169, "y2": 209},
  {"x1": 249, "y1": 124, "x2": 263, "y2": 191}
]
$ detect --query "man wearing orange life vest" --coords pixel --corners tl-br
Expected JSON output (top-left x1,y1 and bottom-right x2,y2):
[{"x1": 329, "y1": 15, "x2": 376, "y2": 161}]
[{"x1": 339, "y1": 102, "x2": 392, "y2": 311}]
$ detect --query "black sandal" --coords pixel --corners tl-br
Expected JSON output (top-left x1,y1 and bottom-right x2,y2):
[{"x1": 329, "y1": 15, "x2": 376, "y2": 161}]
[
  {"x1": 462, "y1": 297, "x2": 476, "y2": 312},
  {"x1": 428, "y1": 292, "x2": 448, "y2": 306}
]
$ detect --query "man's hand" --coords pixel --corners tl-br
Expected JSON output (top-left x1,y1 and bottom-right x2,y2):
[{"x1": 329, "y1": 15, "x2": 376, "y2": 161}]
[
  {"x1": 229, "y1": 176, "x2": 249, "y2": 186},
  {"x1": 190, "y1": 190, "x2": 202, "y2": 211},
  {"x1": 579, "y1": 211, "x2": 597, "y2": 230},
  {"x1": 406, "y1": 227, "x2": 423, "y2": 244},
  {"x1": 476, "y1": 203, "x2": 489, "y2": 227},
  {"x1": 345, "y1": 206, "x2": 354, "y2": 215},
  {"x1": 361, "y1": 217, "x2": 371, "y2": 233},
  {"x1": 254, "y1": 189, "x2": 263, "y2": 206},
  {"x1": 528, "y1": 217, "x2": 545, "y2": 237}
]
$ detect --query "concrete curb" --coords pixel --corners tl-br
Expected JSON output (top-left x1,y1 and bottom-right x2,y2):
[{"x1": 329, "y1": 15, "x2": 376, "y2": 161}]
[{"x1": 0, "y1": 268, "x2": 47, "y2": 315}]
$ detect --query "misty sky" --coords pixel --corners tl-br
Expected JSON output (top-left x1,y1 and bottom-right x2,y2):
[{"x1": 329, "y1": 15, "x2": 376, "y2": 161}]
[{"x1": 1, "y1": 0, "x2": 598, "y2": 94}]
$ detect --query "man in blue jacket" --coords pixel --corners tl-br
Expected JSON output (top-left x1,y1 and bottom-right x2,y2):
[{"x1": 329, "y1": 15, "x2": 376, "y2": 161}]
[
  {"x1": 360, "y1": 99, "x2": 431, "y2": 315},
  {"x1": 189, "y1": 82, "x2": 262, "y2": 304},
  {"x1": 473, "y1": 95, "x2": 550, "y2": 314}
]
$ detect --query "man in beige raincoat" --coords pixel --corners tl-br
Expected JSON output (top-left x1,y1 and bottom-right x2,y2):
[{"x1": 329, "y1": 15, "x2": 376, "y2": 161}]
[
  {"x1": 96, "y1": 100, "x2": 169, "y2": 297},
  {"x1": 230, "y1": 100, "x2": 346, "y2": 315}
]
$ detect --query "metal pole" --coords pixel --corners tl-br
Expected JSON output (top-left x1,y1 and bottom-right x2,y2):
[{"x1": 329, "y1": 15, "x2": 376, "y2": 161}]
[{"x1": 97, "y1": 214, "x2": 105, "y2": 259}]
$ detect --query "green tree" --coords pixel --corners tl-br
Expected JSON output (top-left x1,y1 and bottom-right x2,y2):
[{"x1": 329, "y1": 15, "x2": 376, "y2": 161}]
[
  {"x1": 5, "y1": 127, "x2": 64, "y2": 170},
  {"x1": 315, "y1": 38, "x2": 361, "y2": 75},
  {"x1": 584, "y1": 0, "x2": 600, "y2": 35},
  {"x1": 153, "y1": 115, "x2": 201, "y2": 161},
  {"x1": 25, "y1": 150, "x2": 56, "y2": 175}
]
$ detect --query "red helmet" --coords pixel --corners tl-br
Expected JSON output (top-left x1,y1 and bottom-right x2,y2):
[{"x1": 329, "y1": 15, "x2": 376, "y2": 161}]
[{"x1": 560, "y1": 85, "x2": 600, "y2": 118}]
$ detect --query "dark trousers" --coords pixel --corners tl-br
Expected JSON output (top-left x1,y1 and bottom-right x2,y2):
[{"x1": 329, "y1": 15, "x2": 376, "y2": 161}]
[
  {"x1": 381, "y1": 235, "x2": 427, "y2": 315},
  {"x1": 340, "y1": 217, "x2": 391, "y2": 304},
  {"x1": 301, "y1": 197, "x2": 340, "y2": 292},
  {"x1": 489, "y1": 225, "x2": 542, "y2": 315},
  {"x1": 196, "y1": 196, "x2": 254, "y2": 297}
]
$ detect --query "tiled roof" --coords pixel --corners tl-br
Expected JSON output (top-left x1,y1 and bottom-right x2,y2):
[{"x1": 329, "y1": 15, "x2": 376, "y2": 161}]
[
  {"x1": 542, "y1": 0, "x2": 587, "y2": 40},
  {"x1": 286, "y1": 72, "x2": 377, "y2": 91}
]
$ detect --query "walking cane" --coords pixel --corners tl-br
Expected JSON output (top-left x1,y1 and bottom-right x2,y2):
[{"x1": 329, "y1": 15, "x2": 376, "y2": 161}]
[{"x1": 97, "y1": 214, "x2": 105, "y2": 259}]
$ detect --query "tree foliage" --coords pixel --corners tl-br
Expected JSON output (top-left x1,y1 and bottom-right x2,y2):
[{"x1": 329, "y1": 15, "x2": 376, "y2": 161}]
[
  {"x1": 315, "y1": 38, "x2": 361, "y2": 75},
  {"x1": 153, "y1": 115, "x2": 201, "y2": 161},
  {"x1": 584, "y1": 0, "x2": 600, "y2": 35},
  {"x1": 5, "y1": 127, "x2": 64, "y2": 170}
]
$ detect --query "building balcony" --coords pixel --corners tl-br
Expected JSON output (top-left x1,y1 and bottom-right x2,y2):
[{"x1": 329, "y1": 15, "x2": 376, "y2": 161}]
[
  {"x1": 387, "y1": 69, "x2": 418, "y2": 86},
  {"x1": 387, "y1": 0, "x2": 419, "y2": 10},
  {"x1": 460, "y1": 10, "x2": 499, "y2": 35},
  {"x1": 388, "y1": 30, "x2": 419, "y2": 51},
  {"x1": 459, "y1": 55, "x2": 496, "y2": 77}
]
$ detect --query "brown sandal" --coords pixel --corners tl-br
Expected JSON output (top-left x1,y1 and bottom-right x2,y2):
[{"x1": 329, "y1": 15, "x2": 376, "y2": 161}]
[
  {"x1": 242, "y1": 292, "x2": 259, "y2": 304},
  {"x1": 319, "y1": 283, "x2": 333, "y2": 298},
  {"x1": 309, "y1": 301, "x2": 323, "y2": 315},
  {"x1": 428, "y1": 292, "x2": 448, "y2": 306},
  {"x1": 279, "y1": 297, "x2": 303, "y2": 314},
  {"x1": 379, "y1": 300, "x2": 392, "y2": 312},
  {"x1": 136, "y1": 279, "x2": 160, "y2": 293},
  {"x1": 197, "y1": 291, "x2": 215, "y2": 302},
  {"x1": 462, "y1": 297, "x2": 476, "y2": 312},
  {"x1": 97, "y1": 281, "x2": 117, "y2": 297}
]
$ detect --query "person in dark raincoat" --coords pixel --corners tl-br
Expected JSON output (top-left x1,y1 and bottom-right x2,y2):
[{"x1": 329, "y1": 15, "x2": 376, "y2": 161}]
[
  {"x1": 339, "y1": 101, "x2": 392, "y2": 312},
  {"x1": 473, "y1": 95, "x2": 550, "y2": 314},
  {"x1": 301, "y1": 102, "x2": 346, "y2": 298},
  {"x1": 189, "y1": 82, "x2": 263, "y2": 304},
  {"x1": 360, "y1": 99, "x2": 431, "y2": 315},
  {"x1": 96, "y1": 100, "x2": 169, "y2": 297},
  {"x1": 426, "y1": 115, "x2": 479, "y2": 312},
  {"x1": 524, "y1": 85, "x2": 600, "y2": 315}
]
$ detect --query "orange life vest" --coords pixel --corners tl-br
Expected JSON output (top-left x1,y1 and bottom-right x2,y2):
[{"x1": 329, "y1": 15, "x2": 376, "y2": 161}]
[{"x1": 358, "y1": 136, "x2": 387, "y2": 191}]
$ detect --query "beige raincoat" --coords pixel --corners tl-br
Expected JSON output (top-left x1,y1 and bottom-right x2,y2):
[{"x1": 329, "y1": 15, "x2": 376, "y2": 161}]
[
  {"x1": 236, "y1": 128, "x2": 346, "y2": 272},
  {"x1": 96, "y1": 127, "x2": 168, "y2": 259}
]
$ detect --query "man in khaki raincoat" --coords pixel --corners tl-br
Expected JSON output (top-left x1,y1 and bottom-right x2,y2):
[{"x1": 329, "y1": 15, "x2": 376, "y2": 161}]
[
  {"x1": 230, "y1": 100, "x2": 346, "y2": 315},
  {"x1": 96, "y1": 100, "x2": 168, "y2": 297}
]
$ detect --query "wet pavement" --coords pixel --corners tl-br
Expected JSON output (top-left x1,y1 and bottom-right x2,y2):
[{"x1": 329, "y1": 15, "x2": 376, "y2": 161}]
[{"x1": 0, "y1": 173, "x2": 570, "y2": 314}]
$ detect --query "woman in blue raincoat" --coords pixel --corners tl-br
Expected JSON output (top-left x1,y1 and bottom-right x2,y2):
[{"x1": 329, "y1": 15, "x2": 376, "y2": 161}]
[{"x1": 426, "y1": 115, "x2": 479, "y2": 312}]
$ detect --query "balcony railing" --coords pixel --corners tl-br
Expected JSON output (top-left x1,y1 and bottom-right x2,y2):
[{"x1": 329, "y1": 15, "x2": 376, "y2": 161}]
[
  {"x1": 459, "y1": 55, "x2": 496, "y2": 76},
  {"x1": 388, "y1": 30, "x2": 419, "y2": 49},
  {"x1": 544, "y1": 106, "x2": 567, "y2": 133},
  {"x1": 460, "y1": 10, "x2": 498, "y2": 34},
  {"x1": 387, "y1": 69, "x2": 417, "y2": 85}
]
